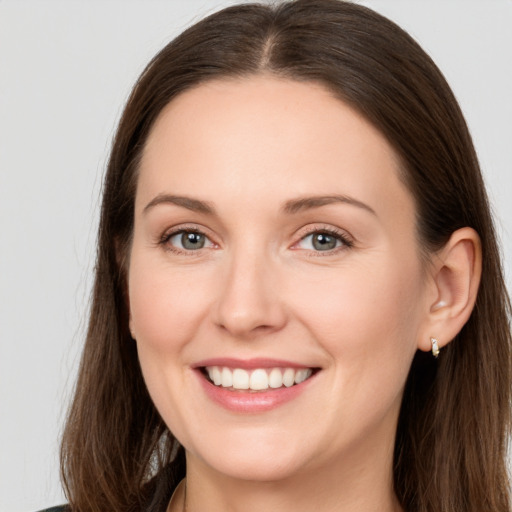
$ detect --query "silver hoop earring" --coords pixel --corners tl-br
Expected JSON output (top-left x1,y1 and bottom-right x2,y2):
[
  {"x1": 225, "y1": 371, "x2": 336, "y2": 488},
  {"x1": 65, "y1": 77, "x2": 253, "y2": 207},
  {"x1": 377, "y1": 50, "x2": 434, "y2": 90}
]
[{"x1": 431, "y1": 337, "x2": 440, "y2": 358}]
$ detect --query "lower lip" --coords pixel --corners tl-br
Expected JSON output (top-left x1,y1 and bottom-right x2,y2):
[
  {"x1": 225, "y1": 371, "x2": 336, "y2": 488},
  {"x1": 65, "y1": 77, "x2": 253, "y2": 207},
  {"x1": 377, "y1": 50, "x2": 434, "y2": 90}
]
[{"x1": 196, "y1": 370, "x2": 316, "y2": 413}]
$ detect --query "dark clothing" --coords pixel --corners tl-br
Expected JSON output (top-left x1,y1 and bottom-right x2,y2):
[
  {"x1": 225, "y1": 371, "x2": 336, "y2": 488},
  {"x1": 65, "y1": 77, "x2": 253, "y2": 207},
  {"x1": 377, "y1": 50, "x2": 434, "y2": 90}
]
[{"x1": 37, "y1": 464, "x2": 178, "y2": 512}]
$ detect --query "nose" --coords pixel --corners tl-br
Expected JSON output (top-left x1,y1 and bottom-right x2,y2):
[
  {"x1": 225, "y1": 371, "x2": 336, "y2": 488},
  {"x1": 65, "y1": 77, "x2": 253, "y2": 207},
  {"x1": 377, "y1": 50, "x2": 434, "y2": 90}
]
[{"x1": 213, "y1": 248, "x2": 288, "y2": 339}]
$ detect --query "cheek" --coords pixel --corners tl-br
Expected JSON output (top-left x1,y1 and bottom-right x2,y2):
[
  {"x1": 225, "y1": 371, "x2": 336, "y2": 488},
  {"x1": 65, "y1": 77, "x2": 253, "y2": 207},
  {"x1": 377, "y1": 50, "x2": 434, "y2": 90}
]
[
  {"x1": 303, "y1": 253, "x2": 422, "y2": 333},
  {"x1": 305, "y1": 262, "x2": 424, "y2": 443},
  {"x1": 127, "y1": 252, "x2": 214, "y2": 425},
  {"x1": 128, "y1": 255, "x2": 212, "y2": 350},
  {"x1": 292, "y1": 255, "x2": 424, "y2": 384}
]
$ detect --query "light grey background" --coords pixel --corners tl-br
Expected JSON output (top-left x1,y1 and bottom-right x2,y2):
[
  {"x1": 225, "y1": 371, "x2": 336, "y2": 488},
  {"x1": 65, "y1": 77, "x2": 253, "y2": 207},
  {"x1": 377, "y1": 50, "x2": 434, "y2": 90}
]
[{"x1": 1, "y1": 1, "x2": 511, "y2": 511}]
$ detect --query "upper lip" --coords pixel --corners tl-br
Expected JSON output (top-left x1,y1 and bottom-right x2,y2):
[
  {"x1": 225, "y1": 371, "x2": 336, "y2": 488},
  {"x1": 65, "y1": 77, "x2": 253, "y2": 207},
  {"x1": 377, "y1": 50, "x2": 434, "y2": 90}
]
[{"x1": 192, "y1": 357, "x2": 317, "y2": 370}]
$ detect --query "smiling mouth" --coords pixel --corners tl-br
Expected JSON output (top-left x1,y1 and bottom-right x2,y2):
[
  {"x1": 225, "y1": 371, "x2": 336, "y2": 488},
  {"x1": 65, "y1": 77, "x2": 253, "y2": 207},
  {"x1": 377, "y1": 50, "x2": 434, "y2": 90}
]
[{"x1": 202, "y1": 366, "x2": 317, "y2": 391}]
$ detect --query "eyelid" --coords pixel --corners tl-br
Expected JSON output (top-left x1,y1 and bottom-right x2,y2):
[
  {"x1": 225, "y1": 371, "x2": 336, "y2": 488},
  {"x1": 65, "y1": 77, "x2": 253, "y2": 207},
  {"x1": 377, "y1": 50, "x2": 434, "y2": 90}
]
[{"x1": 158, "y1": 224, "x2": 218, "y2": 254}]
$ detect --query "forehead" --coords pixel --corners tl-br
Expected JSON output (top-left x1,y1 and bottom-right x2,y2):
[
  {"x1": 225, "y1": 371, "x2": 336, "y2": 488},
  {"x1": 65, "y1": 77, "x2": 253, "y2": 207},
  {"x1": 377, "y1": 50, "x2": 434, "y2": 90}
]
[{"x1": 137, "y1": 75, "x2": 413, "y2": 222}]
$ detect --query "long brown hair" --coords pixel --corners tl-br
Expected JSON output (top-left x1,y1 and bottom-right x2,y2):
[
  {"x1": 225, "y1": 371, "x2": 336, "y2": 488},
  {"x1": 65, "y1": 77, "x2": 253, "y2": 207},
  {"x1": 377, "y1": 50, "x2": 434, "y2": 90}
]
[{"x1": 60, "y1": 1, "x2": 511, "y2": 511}]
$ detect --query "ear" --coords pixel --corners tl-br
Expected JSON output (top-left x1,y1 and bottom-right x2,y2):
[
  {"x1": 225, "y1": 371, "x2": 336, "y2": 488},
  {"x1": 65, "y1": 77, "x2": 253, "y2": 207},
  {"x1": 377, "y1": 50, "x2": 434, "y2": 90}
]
[{"x1": 418, "y1": 227, "x2": 482, "y2": 353}]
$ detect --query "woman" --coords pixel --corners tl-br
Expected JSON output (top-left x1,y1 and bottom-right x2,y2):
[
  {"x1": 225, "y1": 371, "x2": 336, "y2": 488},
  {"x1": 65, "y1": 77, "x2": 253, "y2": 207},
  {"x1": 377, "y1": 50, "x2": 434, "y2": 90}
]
[{"x1": 46, "y1": 0, "x2": 511, "y2": 511}]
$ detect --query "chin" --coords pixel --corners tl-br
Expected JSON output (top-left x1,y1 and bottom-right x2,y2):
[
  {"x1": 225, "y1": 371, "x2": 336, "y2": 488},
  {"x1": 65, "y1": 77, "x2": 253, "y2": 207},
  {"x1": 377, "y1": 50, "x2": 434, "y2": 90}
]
[
  {"x1": 183, "y1": 429, "x2": 313, "y2": 482},
  {"x1": 196, "y1": 451, "x2": 307, "y2": 482}
]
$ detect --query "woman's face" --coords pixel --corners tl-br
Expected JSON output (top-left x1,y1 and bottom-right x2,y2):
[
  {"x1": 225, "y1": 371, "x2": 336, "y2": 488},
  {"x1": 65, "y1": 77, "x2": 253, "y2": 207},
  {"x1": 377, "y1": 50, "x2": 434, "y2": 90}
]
[{"x1": 128, "y1": 76, "x2": 432, "y2": 481}]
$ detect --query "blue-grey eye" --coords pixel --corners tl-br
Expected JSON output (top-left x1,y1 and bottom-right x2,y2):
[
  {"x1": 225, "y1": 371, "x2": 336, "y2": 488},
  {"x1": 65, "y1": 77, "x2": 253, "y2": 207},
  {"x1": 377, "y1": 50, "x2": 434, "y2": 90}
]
[
  {"x1": 312, "y1": 233, "x2": 338, "y2": 250},
  {"x1": 297, "y1": 232, "x2": 343, "y2": 251},
  {"x1": 169, "y1": 231, "x2": 210, "y2": 250},
  {"x1": 182, "y1": 232, "x2": 205, "y2": 249}
]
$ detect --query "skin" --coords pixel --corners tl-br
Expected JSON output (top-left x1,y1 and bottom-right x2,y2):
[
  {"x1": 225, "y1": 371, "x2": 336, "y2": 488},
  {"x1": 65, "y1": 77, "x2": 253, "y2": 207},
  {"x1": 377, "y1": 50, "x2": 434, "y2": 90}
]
[{"x1": 128, "y1": 76, "x2": 479, "y2": 512}]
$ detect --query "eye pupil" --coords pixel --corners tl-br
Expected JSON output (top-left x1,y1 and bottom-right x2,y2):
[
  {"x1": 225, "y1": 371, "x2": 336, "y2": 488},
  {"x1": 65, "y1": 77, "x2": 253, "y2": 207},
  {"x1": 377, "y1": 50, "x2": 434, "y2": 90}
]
[
  {"x1": 312, "y1": 233, "x2": 337, "y2": 251},
  {"x1": 181, "y1": 232, "x2": 205, "y2": 250}
]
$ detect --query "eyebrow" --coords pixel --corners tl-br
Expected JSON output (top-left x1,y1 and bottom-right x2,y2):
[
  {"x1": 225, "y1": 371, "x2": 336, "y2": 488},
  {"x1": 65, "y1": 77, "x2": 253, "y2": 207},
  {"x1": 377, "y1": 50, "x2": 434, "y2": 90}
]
[
  {"x1": 282, "y1": 195, "x2": 376, "y2": 216},
  {"x1": 143, "y1": 194, "x2": 216, "y2": 215},
  {"x1": 143, "y1": 193, "x2": 376, "y2": 217}
]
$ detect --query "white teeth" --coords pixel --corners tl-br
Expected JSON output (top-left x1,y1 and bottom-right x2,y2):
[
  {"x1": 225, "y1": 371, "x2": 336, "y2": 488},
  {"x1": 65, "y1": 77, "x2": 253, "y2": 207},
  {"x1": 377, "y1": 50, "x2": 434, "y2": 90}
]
[
  {"x1": 209, "y1": 366, "x2": 222, "y2": 386},
  {"x1": 232, "y1": 369, "x2": 250, "y2": 390},
  {"x1": 249, "y1": 369, "x2": 269, "y2": 390},
  {"x1": 269, "y1": 368, "x2": 283, "y2": 388},
  {"x1": 282, "y1": 368, "x2": 295, "y2": 387},
  {"x1": 294, "y1": 368, "x2": 312, "y2": 384},
  {"x1": 221, "y1": 367, "x2": 233, "y2": 388},
  {"x1": 205, "y1": 366, "x2": 313, "y2": 391}
]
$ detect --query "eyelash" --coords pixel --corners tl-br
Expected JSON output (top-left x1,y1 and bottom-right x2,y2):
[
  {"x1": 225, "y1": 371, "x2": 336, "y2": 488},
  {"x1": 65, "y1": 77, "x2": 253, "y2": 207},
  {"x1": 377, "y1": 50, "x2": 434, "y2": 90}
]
[
  {"x1": 158, "y1": 225, "x2": 354, "y2": 256},
  {"x1": 158, "y1": 225, "x2": 215, "y2": 256},
  {"x1": 293, "y1": 226, "x2": 354, "y2": 256}
]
